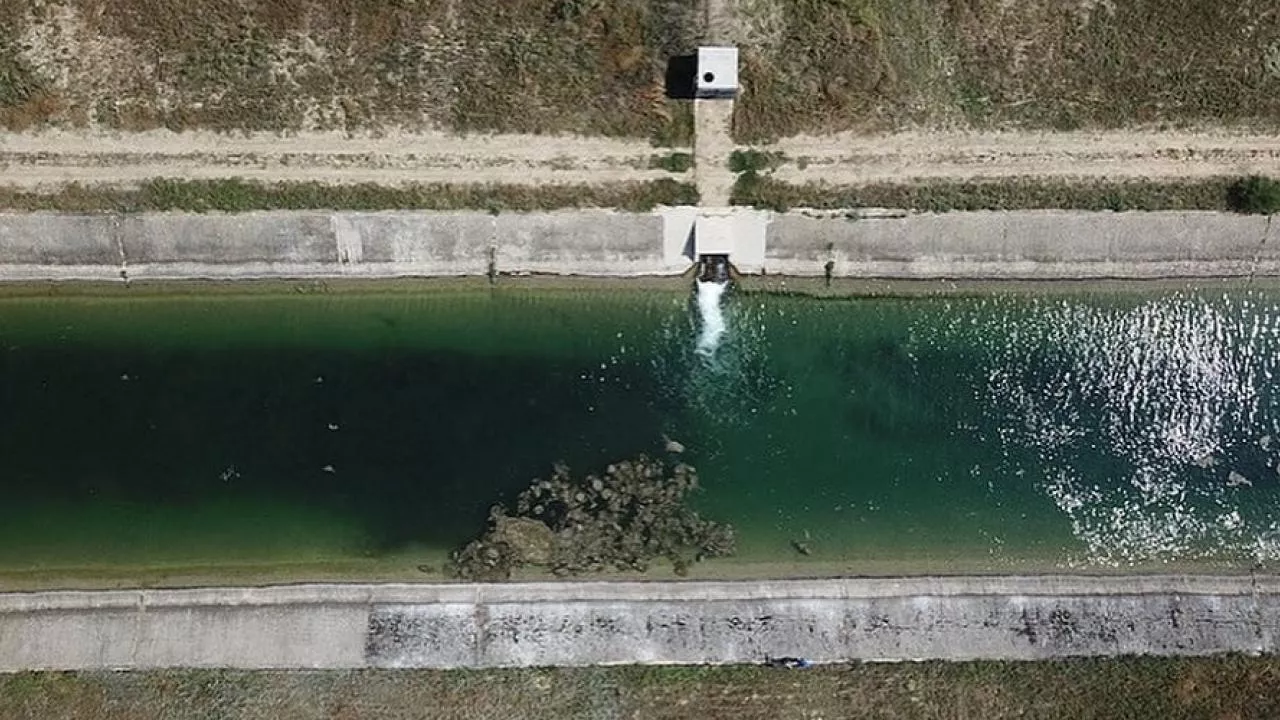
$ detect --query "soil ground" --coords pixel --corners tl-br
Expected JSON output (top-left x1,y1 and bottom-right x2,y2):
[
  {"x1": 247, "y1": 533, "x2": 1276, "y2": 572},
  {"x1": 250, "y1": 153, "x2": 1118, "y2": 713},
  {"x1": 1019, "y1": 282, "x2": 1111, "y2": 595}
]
[
  {"x1": 4, "y1": 658, "x2": 1280, "y2": 719},
  {"x1": 0, "y1": 0, "x2": 700, "y2": 137}
]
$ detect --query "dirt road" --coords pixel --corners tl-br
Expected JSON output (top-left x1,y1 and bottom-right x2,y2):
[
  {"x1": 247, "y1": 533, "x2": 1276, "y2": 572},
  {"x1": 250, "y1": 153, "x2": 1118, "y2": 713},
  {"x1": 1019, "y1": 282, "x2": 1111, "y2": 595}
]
[
  {"x1": 0, "y1": 130, "x2": 672, "y2": 190},
  {"x1": 772, "y1": 130, "x2": 1280, "y2": 184},
  {"x1": 7, "y1": 126, "x2": 1278, "y2": 196}
]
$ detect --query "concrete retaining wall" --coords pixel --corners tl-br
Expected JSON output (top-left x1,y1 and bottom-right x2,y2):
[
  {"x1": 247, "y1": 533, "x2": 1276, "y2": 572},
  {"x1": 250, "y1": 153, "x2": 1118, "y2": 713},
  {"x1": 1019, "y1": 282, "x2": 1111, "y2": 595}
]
[
  {"x1": 0, "y1": 209, "x2": 1276, "y2": 281},
  {"x1": 768, "y1": 210, "x2": 1280, "y2": 279},
  {"x1": 1, "y1": 576, "x2": 1278, "y2": 671},
  {"x1": 0, "y1": 210, "x2": 693, "y2": 281}
]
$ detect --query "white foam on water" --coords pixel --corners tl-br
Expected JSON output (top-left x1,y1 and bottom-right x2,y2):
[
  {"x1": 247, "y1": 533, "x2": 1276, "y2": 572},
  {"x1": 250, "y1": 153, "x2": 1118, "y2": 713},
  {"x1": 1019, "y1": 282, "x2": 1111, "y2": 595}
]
[{"x1": 695, "y1": 280, "x2": 728, "y2": 356}]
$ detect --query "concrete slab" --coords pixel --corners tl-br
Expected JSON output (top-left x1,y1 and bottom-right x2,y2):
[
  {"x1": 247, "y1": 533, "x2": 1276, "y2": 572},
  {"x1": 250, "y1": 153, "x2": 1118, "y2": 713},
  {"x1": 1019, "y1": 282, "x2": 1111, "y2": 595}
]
[
  {"x1": 346, "y1": 212, "x2": 494, "y2": 275},
  {"x1": 123, "y1": 213, "x2": 337, "y2": 265},
  {"x1": 0, "y1": 213, "x2": 119, "y2": 265},
  {"x1": 695, "y1": 212, "x2": 736, "y2": 255},
  {"x1": 661, "y1": 206, "x2": 698, "y2": 268},
  {"x1": 494, "y1": 211, "x2": 667, "y2": 275}
]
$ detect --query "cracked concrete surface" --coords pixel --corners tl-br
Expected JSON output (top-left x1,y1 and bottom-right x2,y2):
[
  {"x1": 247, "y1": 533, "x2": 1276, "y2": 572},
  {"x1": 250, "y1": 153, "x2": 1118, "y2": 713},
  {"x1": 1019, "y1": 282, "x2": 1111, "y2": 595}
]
[{"x1": 2, "y1": 576, "x2": 1279, "y2": 670}]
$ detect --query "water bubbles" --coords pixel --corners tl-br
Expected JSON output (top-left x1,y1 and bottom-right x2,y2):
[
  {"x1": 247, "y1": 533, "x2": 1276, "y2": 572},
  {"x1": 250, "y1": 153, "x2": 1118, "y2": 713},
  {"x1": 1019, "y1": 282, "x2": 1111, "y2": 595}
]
[
  {"x1": 649, "y1": 283, "x2": 782, "y2": 430},
  {"x1": 695, "y1": 281, "x2": 728, "y2": 356}
]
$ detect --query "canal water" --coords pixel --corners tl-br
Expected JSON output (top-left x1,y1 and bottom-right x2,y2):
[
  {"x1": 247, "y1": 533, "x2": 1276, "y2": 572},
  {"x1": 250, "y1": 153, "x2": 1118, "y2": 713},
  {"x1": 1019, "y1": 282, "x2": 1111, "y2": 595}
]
[{"x1": 1, "y1": 284, "x2": 1279, "y2": 576}]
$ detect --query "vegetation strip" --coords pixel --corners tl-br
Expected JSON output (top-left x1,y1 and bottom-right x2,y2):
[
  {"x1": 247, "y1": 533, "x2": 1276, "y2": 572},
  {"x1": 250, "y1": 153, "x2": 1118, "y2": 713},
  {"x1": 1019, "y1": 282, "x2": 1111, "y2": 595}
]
[
  {"x1": 0, "y1": 178, "x2": 699, "y2": 213},
  {"x1": 732, "y1": 175, "x2": 1280, "y2": 214},
  {"x1": 3, "y1": 657, "x2": 1280, "y2": 719}
]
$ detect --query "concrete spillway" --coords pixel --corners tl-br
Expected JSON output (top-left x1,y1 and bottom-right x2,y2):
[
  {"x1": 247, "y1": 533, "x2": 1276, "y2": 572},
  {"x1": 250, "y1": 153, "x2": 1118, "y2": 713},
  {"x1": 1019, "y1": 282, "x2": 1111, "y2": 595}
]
[{"x1": 2, "y1": 576, "x2": 1279, "y2": 671}]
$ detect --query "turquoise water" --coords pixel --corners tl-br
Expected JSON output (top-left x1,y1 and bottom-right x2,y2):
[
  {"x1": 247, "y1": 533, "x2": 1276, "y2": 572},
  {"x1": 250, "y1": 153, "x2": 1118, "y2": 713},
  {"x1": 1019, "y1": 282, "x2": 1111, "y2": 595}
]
[{"x1": 2, "y1": 285, "x2": 1279, "y2": 574}]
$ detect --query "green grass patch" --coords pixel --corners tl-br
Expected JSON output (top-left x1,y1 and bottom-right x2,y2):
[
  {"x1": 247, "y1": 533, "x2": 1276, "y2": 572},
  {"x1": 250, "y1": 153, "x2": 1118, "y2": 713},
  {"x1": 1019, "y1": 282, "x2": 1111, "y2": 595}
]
[
  {"x1": 0, "y1": 178, "x2": 699, "y2": 214},
  {"x1": 4, "y1": 657, "x2": 1280, "y2": 719},
  {"x1": 734, "y1": 0, "x2": 1280, "y2": 140},
  {"x1": 650, "y1": 152, "x2": 694, "y2": 173},
  {"x1": 732, "y1": 175, "x2": 1274, "y2": 213}
]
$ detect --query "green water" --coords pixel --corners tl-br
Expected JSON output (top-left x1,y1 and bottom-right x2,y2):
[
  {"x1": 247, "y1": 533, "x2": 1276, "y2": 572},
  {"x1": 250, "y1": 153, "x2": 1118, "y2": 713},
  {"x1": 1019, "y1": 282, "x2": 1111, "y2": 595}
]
[{"x1": 2, "y1": 285, "x2": 1279, "y2": 575}]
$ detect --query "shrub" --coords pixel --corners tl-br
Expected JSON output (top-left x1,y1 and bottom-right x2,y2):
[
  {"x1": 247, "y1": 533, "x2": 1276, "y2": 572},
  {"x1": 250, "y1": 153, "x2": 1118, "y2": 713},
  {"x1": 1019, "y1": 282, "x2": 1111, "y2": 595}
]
[
  {"x1": 1227, "y1": 176, "x2": 1280, "y2": 215},
  {"x1": 728, "y1": 149, "x2": 785, "y2": 174},
  {"x1": 650, "y1": 152, "x2": 694, "y2": 173}
]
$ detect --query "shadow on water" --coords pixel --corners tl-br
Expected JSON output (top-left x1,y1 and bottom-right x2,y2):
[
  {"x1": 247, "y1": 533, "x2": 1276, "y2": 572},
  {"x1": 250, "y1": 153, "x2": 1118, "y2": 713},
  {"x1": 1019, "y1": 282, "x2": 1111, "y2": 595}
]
[{"x1": 0, "y1": 345, "x2": 664, "y2": 551}]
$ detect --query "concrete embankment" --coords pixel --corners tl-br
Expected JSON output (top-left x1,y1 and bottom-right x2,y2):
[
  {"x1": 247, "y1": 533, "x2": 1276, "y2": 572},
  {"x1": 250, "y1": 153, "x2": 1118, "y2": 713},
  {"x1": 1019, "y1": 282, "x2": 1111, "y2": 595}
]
[
  {"x1": 1, "y1": 576, "x2": 1277, "y2": 671},
  {"x1": 0, "y1": 209, "x2": 1276, "y2": 281}
]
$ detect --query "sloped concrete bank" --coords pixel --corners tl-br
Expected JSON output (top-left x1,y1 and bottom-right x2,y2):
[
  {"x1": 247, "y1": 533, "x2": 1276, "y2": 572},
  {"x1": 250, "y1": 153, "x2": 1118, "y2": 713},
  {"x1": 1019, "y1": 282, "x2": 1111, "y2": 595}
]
[
  {"x1": 0, "y1": 209, "x2": 1276, "y2": 281},
  {"x1": 1, "y1": 576, "x2": 1278, "y2": 671}
]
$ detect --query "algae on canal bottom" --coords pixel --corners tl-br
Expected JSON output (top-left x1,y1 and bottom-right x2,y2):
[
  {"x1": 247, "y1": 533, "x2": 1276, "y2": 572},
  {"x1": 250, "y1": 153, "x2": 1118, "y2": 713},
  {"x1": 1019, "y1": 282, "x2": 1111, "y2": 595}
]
[{"x1": 0, "y1": 284, "x2": 1278, "y2": 585}]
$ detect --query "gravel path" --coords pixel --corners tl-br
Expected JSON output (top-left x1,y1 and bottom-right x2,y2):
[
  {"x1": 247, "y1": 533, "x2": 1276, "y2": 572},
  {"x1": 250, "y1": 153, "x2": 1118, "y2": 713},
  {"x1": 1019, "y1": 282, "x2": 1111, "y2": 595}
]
[
  {"x1": 695, "y1": 100, "x2": 737, "y2": 206},
  {"x1": 771, "y1": 130, "x2": 1280, "y2": 183}
]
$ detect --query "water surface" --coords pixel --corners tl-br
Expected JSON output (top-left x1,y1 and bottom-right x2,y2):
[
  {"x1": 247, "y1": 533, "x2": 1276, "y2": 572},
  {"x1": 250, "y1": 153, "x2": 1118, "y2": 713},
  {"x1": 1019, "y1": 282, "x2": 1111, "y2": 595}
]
[{"x1": 2, "y1": 284, "x2": 1278, "y2": 578}]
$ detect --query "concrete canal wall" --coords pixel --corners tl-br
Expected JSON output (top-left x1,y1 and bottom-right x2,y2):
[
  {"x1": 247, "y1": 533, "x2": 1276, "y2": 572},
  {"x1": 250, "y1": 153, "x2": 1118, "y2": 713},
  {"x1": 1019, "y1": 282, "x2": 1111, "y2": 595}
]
[
  {"x1": 1, "y1": 576, "x2": 1278, "y2": 671},
  {"x1": 0, "y1": 209, "x2": 1276, "y2": 281}
]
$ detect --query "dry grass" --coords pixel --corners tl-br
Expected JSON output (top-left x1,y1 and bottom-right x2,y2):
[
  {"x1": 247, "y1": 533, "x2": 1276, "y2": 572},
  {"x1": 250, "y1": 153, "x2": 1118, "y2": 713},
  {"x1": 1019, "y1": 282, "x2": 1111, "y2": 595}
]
[
  {"x1": 734, "y1": 0, "x2": 1280, "y2": 141},
  {"x1": 0, "y1": 5, "x2": 57, "y2": 130},
  {"x1": 3, "y1": 658, "x2": 1280, "y2": 719},
  {"x1": 731, "y1": 175, "x2": 1266, "y2": 213},
  {"x1": 2, "y1": 0, "x2": 702, "y2": 138},
  {"x1": 0, "y1": 178, "x2": 699, "y2": 213}
]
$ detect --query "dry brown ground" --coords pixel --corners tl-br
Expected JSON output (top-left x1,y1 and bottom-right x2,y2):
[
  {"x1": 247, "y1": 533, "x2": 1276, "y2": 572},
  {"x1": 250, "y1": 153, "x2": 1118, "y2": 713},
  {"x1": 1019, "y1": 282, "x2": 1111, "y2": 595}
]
[
  {"x1": 0, "y1": 0, "x2": 699, "y2": 139},
  {"x1": 3, "y1": 658, "x2": 1280, "y2": 719},
  {"x1": 733, "y1": 0, "x2": 1280, "y2": 142}
]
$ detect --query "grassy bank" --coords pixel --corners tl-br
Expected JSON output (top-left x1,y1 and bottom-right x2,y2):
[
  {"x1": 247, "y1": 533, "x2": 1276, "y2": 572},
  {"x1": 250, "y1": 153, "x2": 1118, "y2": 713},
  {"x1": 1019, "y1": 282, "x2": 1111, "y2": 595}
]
[
  {"x1": 734, "y1": 0, "x2": 1280, "y2": 141},
  {"x1": 731, "y1": 175, "x2": 1280, "y2": 213},
  {"x1": 0, "y1": 178, "x2": 699, "y2": 213},
  {"x1": 4, "y1": 657, "x2": 1279, "y2": 719},
  {"x1": 1, "y1": 0, "x2": 700, "y2": 138}
]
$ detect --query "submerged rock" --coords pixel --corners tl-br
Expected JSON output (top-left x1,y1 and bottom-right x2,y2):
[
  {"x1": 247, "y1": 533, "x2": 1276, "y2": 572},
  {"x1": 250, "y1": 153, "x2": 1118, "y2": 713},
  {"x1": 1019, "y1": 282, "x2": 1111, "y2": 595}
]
[
  {"x1": 1193, "y1": 454, "x2": 1218, "y2": 469},
  {"x1": 449, "y1": 455, "x2": 735, "y2": 580},
  {"x1": 490, "y1": 514, "x2": 555, "y2": 565},
  {"x1": 1227, "y1": 471, "x2": 1253, "y2": 488},
  {"x1": 790, "y1": 529, "x2": 814, "y2": 556}
]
